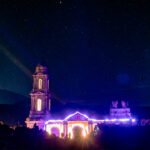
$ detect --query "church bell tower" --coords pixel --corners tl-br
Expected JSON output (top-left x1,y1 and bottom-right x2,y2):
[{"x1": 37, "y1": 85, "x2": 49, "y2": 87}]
[{"x1": 26, "y1": 64, "x2": 51, "y2": 129}]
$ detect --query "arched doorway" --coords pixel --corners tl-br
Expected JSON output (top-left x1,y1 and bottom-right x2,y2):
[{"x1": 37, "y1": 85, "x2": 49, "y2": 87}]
[
  {"x1": 73, "y1": 126, "x2": 83, "y2": 138},
  {"x1": 51, "y1": 127, "x2": 60, "y2": 137}
]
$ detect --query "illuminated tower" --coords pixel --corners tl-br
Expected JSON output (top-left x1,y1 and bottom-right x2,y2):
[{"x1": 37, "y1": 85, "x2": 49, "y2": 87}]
[{"x1": 26, "y1": 64, "x2": 51, "y2": 129}]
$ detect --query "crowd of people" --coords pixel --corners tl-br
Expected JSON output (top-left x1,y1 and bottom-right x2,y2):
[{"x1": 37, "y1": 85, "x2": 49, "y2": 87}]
[{"x1": 0, "y1": 123, "x2": 150, "y2": 150}]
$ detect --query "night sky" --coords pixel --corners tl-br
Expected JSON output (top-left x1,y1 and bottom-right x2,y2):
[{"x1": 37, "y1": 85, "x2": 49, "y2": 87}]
[{"x1": 0, "y1": 0, "x2": 150, "y2": 106}]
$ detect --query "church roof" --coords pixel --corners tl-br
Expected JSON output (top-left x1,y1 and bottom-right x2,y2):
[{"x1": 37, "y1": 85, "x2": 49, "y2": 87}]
[
  {"x1": 45, "y1": 111, "x2": 103, "y2": 125},
  {"x1": 64, "y1": 111, "x2": 89, "y2": 121}
]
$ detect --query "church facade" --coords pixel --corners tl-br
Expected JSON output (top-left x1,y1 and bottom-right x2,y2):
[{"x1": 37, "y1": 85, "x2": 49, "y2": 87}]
[
  {"x1": 44, "y1": 111, "x2": 103, "y2": 138},
  {"x1": 26, "y1": 64, "x2": 136, "y2": 138}
]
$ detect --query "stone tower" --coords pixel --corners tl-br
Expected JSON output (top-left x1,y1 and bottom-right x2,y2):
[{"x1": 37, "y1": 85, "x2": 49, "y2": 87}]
[{"x1": 26, "y1": 64, "x2": 51, "y2": 129}]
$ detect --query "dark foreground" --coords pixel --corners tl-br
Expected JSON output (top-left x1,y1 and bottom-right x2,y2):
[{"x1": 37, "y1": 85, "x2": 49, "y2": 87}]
[{"x1": 0, "y1": 124, "x2": 150, "y2": 150}]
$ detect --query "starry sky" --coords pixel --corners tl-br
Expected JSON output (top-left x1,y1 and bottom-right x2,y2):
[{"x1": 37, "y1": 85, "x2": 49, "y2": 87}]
[{"x1": 0, "y1": 0, "x2": 150, "y2": 106}]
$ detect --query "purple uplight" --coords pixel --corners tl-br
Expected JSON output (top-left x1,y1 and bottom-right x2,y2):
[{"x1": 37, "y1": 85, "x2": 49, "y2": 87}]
[
  {"x1": 119, "y1": 118, "x2": 130, "y2": 122},
  {"x1": 44, "y1": 111, "x2": 136, "y2": 127},
  {"x1": 104, "y1": 118, "x2": 136, "y2": 122},
  {"x1": 45, "y1": 120, "x2": 63, "y2": 125},
  {"x1": 64, "y1": 111, "x2": 89, "y2": 121},
  {"x1": 44, "y1": 111, "x2": 104, "y2": 127}
]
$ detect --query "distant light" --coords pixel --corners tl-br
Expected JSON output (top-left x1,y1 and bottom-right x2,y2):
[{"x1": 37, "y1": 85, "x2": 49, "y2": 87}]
[
  {"x1": 119, "y1": 118, "x2": 130, "y2": 122},
  {"x1": 59, "y1": 0, "x2": 63, "y2": 4},
  {"x1": 105, "y1": 119, "x2": 109, "y2": 122},
  {"x1": 45, "y1": 120, "x2": 63, "y2": 125},
  {"x1": 104, "y1": 118, "x2": 136, "y2": 122},
  {"x1": 132, "y1": 119, "x2": 136, "y2": 122},
  {"x1": 111, "y1": 119, "x2": 117, "y2": 122}
]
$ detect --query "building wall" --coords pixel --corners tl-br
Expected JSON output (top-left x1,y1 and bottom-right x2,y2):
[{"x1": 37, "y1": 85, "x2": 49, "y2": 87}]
[{"x1": 45, "y1": 120, "x2": 99, "y2": 138}]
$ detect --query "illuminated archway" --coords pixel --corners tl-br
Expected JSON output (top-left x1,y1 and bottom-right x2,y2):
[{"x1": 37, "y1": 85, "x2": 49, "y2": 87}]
[
  {"x1": 44, "y1": 112, "x2": 105, "y2": 138},
  {"x1": 51, "y1": 127, "x2": 60, "y2": 137},
  {"x1": 68, "y1": 123, "x2": 88, "y2": 138},
  {"x1": 45, "y1": 124, "x2": 63, "y2": 137},
  {"x1": 73, "y1": 126, "x2": 82, "y2": 138}
]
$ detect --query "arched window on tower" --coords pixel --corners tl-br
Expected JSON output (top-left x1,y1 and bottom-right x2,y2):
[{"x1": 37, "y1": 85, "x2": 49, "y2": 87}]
[
  {"x1": 38, "y1": 79, "x2": 42, "y2": 89},
  {"x1": 37, "y1": 99, "x2": 42, "y2": 111}
]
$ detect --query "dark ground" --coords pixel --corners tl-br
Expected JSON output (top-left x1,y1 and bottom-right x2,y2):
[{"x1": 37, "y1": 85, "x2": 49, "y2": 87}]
[{"x1": 0, "y1": 124, "x2": 150, "y2": 150}]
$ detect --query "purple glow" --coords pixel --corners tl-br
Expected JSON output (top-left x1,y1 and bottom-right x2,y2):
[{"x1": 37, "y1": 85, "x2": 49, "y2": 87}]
[
  {"x1": 45, "y1": 120, "x2": 63, "y2": 125},
  {"x1": 111, "y1": 119, "x2": 117, "y2": 122},
  {"x1": 44, "y1": 111, "x2": 136, "y2": 127},
  {"x1": 104, "y1": 118, "x2": 136, "y2": 122},
  {"x1": 119, "y1": 118, "x2": 130, "y2": 122},
  {"x1": 44, "y1": 111, "x2": 104, "y2": 127},
  {"x1": 64, "y1": 111, "x2": 89, "y2": 120},
  {"x1": 64, "y1": 111, "x2": 104, "y2": 122},
  {"x1": 90, "y1": 119, "x2": 104, "y2": 122},
  {"x1": 132, "y1": 119, "x2": 136, "y2": 122}
]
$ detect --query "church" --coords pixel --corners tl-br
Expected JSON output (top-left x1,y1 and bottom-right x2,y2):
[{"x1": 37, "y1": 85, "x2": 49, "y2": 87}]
[{"x1": 25, "y1": 64, "x2": 136, "y2": 138}]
